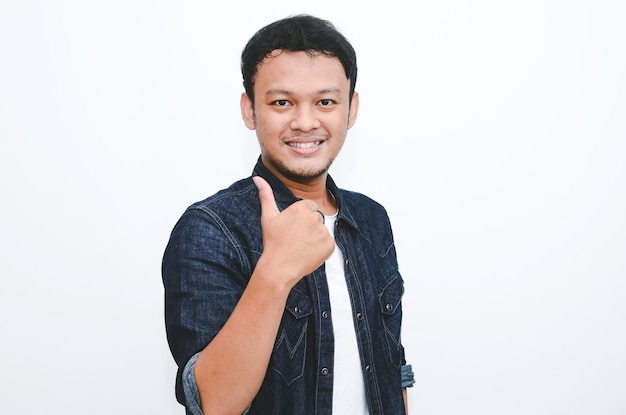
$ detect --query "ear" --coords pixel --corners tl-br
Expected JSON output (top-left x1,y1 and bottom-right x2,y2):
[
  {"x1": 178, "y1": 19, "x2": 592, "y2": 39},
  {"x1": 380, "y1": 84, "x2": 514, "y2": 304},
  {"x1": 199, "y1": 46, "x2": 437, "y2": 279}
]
[
  {"x1": 347, "y1": 91, "x2": 359, "y2": 129},
  {"x1": 240, "y1": 92, "x2": 256, "y2": 130}
]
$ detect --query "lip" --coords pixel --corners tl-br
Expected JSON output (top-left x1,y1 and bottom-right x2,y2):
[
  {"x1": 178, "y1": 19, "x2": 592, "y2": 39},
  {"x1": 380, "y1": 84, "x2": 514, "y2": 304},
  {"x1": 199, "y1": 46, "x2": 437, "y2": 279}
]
[{"x1": 286, "y1": 139, "x2": 324, "y2": 155}]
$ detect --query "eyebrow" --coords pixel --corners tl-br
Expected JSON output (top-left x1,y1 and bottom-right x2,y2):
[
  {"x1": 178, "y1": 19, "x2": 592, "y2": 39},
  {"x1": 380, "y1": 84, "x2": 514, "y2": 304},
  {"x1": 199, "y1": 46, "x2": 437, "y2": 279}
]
[{"x1": 265, "y1": 88, "x2": 342, "y2": 97}]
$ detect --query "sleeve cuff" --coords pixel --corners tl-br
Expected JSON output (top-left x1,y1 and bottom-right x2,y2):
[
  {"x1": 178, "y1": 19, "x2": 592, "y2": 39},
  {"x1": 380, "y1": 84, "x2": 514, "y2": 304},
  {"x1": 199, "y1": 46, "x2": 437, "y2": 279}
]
[
  {"x1": 401, "y1": 364, "x2": 415, "y2": 388},
  {"x1": 182, "y1": 352, "x2": 204, "y2": 415}
]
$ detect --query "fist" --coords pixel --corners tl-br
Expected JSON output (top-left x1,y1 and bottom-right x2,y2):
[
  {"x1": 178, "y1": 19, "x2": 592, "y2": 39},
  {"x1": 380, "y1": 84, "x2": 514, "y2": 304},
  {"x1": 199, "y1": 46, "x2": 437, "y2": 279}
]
[{"x1": 253, "y1": 176, "x2": 335, "y2": 286}]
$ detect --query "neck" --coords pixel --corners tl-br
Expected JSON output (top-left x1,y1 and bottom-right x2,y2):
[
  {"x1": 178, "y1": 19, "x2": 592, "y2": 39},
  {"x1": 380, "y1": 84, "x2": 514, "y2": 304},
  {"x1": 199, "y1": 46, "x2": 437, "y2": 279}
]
[
  {"x1": 276, "y1": 175, "x2": 335, "y2": 216},
  {"x1": 289, "y1": 181, "x2": 337, "y2": 216}
]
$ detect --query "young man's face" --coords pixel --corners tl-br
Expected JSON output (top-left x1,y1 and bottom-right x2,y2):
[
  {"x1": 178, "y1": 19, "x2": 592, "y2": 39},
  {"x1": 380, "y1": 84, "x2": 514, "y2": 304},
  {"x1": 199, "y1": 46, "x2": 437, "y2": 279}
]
[{"x1": 241, "y1": 50, "x2": 359, "y2": 185}]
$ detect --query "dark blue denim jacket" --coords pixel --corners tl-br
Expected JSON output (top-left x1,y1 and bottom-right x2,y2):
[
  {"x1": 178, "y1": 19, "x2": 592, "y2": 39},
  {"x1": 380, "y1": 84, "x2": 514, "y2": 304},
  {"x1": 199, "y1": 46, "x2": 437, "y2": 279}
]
[{"x1": 163, "y1": 158, "x2": 413, "y2": 414}]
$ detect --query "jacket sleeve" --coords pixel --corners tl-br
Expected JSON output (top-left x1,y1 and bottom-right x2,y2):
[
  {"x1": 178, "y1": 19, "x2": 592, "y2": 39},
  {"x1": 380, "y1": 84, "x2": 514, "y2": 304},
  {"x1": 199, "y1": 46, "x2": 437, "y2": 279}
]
[{"x1": 162, "y1": 206, "x2": 250, "y2": 406}]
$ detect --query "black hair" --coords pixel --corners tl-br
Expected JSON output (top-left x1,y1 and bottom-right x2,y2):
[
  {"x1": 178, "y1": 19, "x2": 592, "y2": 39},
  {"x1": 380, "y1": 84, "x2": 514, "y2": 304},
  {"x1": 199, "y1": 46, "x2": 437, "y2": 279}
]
[{"x1": 241, "y1": 14, "x2": 357, "y2": 104}]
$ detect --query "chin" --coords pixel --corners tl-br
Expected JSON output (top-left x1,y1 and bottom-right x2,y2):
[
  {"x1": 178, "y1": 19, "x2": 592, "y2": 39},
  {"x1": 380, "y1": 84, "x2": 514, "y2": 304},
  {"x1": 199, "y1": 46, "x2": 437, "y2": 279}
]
[
  {"x1": 264, "y1": 155, "x2": 333, "y2": 181},
  {"x1": 283, "y1": 163, "x2": 331, "y2": 181}
]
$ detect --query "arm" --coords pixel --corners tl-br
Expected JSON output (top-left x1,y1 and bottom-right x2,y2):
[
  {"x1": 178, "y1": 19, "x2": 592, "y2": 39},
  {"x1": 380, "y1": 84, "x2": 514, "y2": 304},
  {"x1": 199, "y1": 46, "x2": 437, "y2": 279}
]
[
  {"x1": 193, "y1": 177, "x2": 334, "y2": 414},
  {"x1": 403, "y1": 388, "x2": 409, "y2": 414}
]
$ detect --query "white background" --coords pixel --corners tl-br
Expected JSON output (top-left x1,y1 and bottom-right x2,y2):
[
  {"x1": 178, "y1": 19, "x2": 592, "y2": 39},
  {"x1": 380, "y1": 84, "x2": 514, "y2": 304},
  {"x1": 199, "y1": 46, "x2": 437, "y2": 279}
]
[{"x1": 1, "y1": 1, "x2": 625, "y2": 414}]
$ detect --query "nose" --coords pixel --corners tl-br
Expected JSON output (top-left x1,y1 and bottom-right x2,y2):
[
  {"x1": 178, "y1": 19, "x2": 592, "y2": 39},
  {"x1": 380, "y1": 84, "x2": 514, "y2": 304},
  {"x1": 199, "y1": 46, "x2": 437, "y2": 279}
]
[{"x1": 289, "y1": 105, "x2": 321, "y2": 131}]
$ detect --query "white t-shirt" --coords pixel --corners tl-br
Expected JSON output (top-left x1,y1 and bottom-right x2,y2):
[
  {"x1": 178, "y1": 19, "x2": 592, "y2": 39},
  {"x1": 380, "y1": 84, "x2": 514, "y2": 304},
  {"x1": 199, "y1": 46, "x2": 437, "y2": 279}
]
[{"x1": 324, "y1": 213, "x2": 369, "y2": 414}]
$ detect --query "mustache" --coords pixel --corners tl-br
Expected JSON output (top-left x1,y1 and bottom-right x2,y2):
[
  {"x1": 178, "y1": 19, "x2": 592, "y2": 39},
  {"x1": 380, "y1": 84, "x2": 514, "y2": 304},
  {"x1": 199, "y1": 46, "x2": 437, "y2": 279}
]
[{"x1": 283, "y1": 133, "x2": 328, "y2": 141}]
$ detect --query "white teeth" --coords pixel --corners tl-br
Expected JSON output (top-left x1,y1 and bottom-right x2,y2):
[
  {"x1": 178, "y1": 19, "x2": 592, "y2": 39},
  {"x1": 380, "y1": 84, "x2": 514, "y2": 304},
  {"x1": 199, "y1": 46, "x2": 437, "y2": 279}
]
[{"x1": 289, "y1": 141, "x2": 321, "y2": 148}]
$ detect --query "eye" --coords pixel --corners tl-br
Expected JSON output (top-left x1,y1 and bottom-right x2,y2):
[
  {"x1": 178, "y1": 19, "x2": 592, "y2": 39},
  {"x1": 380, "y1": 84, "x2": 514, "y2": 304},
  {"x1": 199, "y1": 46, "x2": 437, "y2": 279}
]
[
  {"x1": 319, "y1": 99, "x2": 334, "y2": 107},
  {"x1": 272, "y1": 99, "x2": 291, "y2": 107}
]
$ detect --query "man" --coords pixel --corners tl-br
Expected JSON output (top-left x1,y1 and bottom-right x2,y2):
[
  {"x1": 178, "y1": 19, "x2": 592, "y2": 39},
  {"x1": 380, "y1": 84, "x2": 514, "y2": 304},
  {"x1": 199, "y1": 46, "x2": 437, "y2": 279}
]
[{"x1": 162, "y1": 14, "x2": 414, "y2": 414}]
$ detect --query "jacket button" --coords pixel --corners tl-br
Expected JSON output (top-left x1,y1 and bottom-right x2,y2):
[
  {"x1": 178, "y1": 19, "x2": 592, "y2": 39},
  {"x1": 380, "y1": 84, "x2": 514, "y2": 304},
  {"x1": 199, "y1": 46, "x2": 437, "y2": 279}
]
[
  {"x1": 321, "y1": 367, "x2": 329, "y2": 376},
  {"x1": 365, "y1": 365, "x2": 372, "y2": 373},
  {"x1": 322, "y1": 310, "x2": 329, "y2": 318},
  {"x1": 356, "y1": 312, "x2": 363, "y2": 320},
  {"x1": 386, "y1": 304, "x2": 393, "y2": 311},
  {"x1": 294, "y1": 306, "x2": 300, "y2": 314}
]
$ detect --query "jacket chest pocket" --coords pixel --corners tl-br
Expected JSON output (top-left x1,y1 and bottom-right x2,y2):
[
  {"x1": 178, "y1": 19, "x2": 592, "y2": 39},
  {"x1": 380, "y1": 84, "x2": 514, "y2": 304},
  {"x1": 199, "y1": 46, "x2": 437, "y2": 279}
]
[
  {"x1": 379, "y1": 275, "x2": 404, "y2": 368},
  {"x1": 270, "y1": 289, "x2": 312, "y2": 385}
]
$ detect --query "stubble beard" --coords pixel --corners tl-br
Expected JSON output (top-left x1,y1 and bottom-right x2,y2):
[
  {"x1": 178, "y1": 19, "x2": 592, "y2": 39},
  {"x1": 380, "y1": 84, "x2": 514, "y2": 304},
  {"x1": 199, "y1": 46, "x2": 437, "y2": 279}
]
[{"x1": 267, "y1": 155, "x2": 334, "y2": 183}]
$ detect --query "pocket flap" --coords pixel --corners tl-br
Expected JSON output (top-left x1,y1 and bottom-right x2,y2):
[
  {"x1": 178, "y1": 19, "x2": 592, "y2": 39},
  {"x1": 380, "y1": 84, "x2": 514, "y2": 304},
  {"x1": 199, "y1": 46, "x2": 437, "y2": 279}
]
[
  {"x1": 285, "y1": 289, "x2": 313, "y2": 319},
  {"x1": 378, "y1": 275, "x2": 404, "y2": 315}
]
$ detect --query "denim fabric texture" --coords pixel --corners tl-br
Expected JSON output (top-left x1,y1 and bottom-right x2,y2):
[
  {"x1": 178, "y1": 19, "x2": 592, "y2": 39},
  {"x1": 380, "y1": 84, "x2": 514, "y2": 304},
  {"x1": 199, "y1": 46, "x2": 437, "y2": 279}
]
[
  {"x1": 162, "y1": 157, "x2": 413, "y2": 414},
  {"x1": 181, "y1": 352, "x2": 203, "y2": 415}
]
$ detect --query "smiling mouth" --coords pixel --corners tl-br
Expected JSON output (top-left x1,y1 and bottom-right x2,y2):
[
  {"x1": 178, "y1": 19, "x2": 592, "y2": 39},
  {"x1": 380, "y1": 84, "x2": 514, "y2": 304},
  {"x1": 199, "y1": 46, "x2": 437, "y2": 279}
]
[{"x1": 288, "y1": 141, "x2": 322, "y2": 149}]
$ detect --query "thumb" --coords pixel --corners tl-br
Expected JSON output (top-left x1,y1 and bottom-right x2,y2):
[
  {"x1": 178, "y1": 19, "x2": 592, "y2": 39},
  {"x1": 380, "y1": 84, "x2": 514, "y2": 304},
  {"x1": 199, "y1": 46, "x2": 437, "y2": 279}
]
[{"x1": 253, "y1": 176, "x2": 280, "y2": 222}]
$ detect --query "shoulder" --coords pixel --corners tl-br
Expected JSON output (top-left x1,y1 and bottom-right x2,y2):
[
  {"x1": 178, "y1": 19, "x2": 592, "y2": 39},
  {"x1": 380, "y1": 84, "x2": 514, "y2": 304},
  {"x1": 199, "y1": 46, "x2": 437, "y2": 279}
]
[
  {"x1": 170, "y1": 176, "x2": 260, "y2": 237},
  {"x1": 189, "y1": 177, "x2": 257, "y2": 212}
]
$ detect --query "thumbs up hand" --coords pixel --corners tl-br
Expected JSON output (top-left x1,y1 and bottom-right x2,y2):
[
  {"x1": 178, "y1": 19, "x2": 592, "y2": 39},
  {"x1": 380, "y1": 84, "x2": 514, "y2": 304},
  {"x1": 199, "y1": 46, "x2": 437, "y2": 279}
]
[{"x1": 253, "y1": 176, "x2": 335, "y2": 288}]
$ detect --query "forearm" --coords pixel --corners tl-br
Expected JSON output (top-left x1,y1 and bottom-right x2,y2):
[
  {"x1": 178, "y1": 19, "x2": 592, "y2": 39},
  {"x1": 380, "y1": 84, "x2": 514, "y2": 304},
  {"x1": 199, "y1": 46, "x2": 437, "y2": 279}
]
[
  {"x1": 403, "y1": 388, "x2": 408, "y2": 414},
  {"x1": 194, "y1": 267, "x2": 292, "y2": 414}
]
